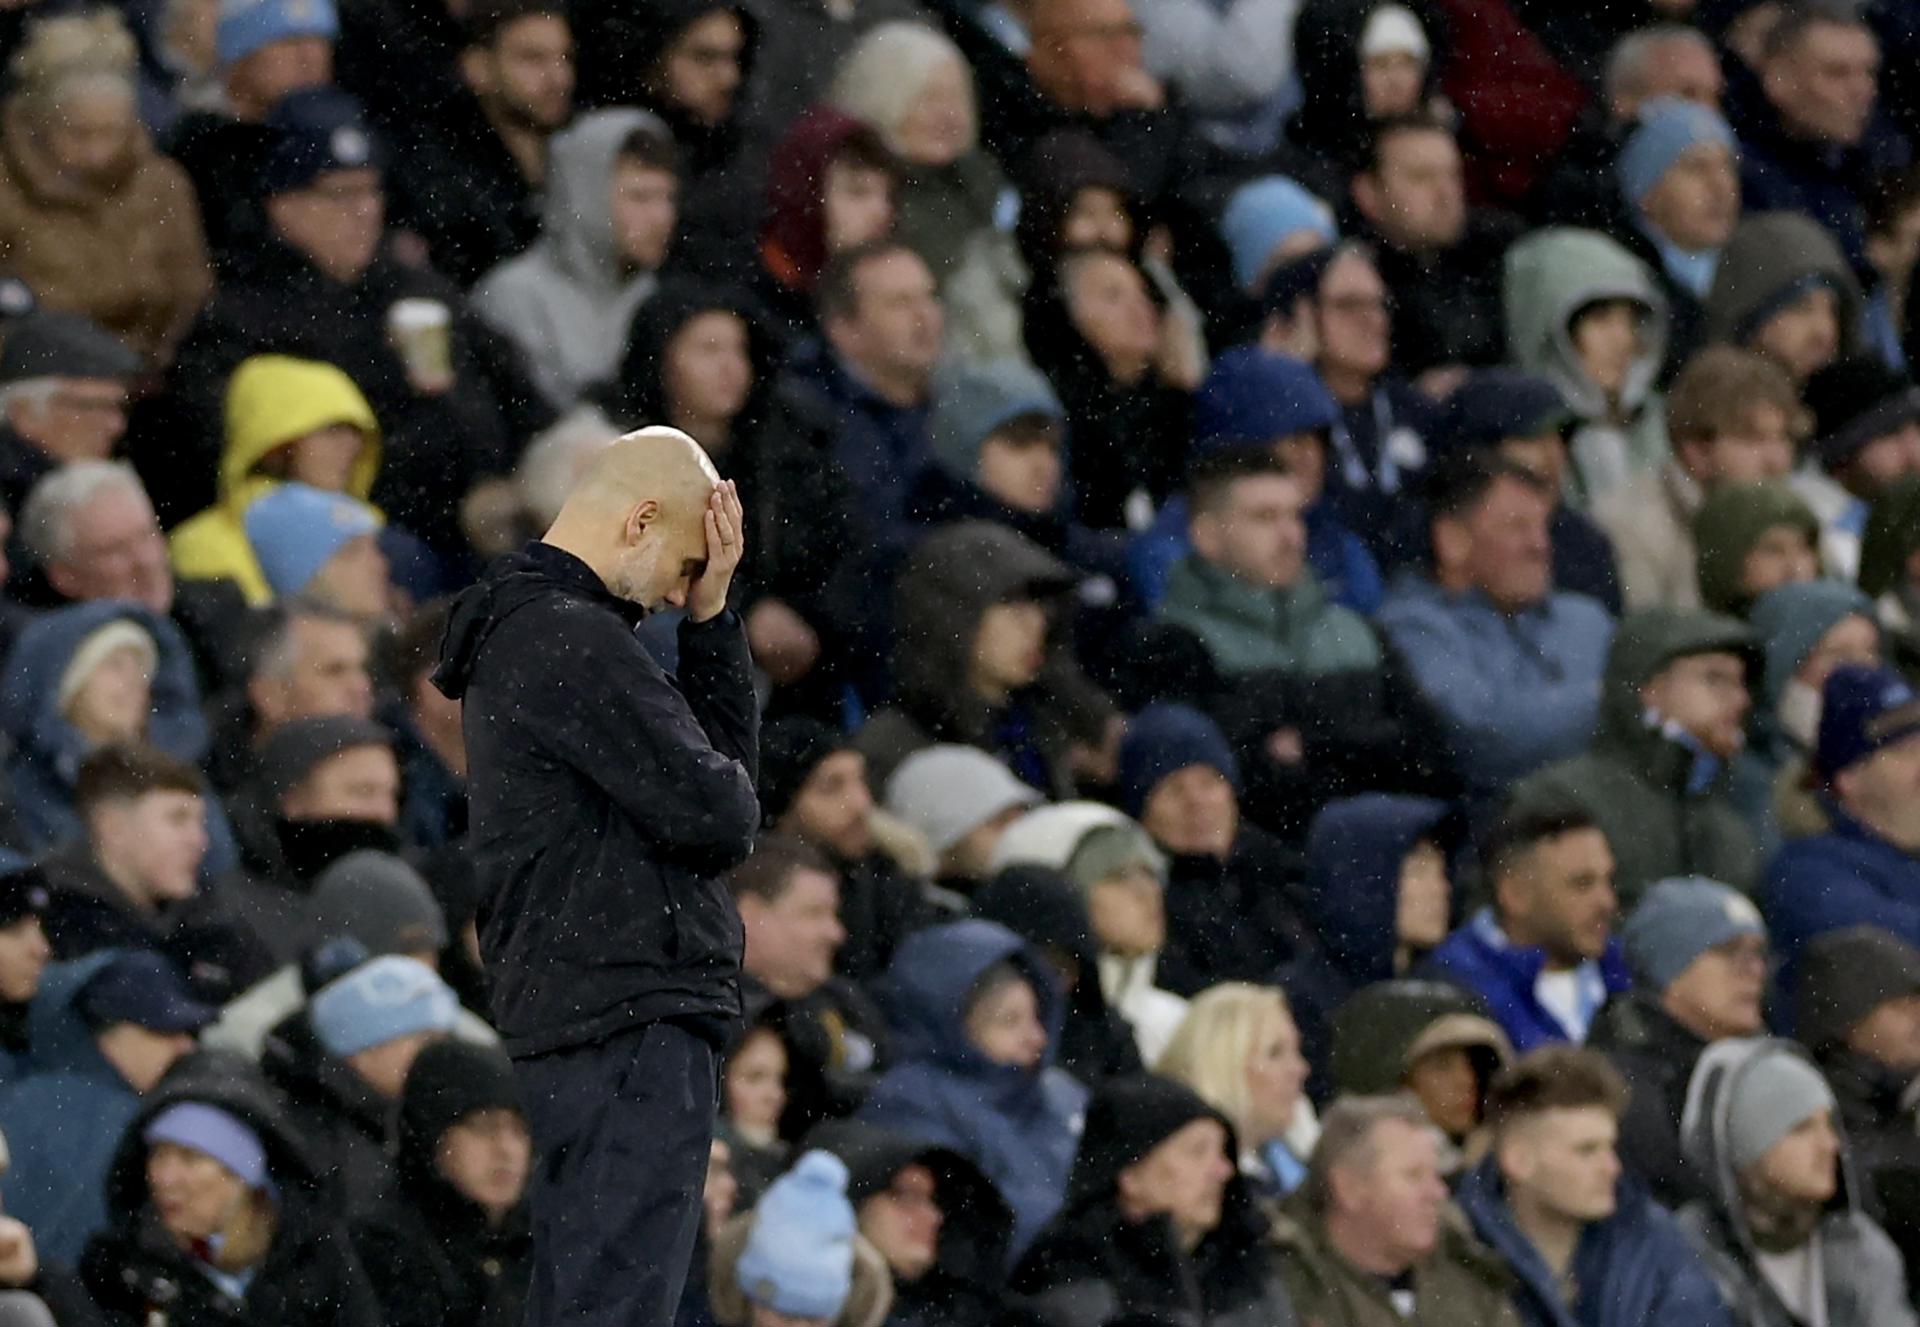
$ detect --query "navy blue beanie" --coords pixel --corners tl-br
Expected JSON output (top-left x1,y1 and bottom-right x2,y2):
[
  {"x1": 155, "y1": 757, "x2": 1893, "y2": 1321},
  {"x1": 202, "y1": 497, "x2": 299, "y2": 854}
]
[
  {"x1": 1195, "y1": 346, "x2": 1339, "y2": 452},
  {"x1": 1118, "y1": 703, "x2": 1240, "y2": 818}
]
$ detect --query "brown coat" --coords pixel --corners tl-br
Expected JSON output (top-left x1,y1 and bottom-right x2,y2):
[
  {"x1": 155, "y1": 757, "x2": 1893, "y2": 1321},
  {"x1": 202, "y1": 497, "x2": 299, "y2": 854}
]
[
  {"x1": 0, "y1": 102, "x2": 210, "y2": 366},
  {"x1": 1268, "y1": 1196, "x2": 1522, "y2": 1327}
]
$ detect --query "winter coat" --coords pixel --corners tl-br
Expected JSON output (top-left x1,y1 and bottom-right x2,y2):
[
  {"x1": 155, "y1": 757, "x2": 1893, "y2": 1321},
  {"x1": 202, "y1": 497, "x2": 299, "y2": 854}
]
[
  {"x1": 1812, "y1": 1047, "x2": 1920, "y2": 1302},
  {"x1": 1762, "y1": 807, "x2": 1920, "y2": 989},
  {"x1": 858, "y1": 920, "x2": 1088, "y2": 1260},
  {"x1": 0, "y1": 954, "x2": 139, "y2": 1265},
  {"x1": 0, "y1": 601, "x2": 237, "y2": 873},
  {"x1": 1267, "y1": 1188, "x2": 1521, "y2": 1327},
  {"x1": 1375, "y1": 575, "x2": 1615, "y2": 799},
  {"x1": 79, "y1": 1051, "x2": 381, "y2": 1327},
  {"x1": 1155, "y1": 825, "x2": 1312, "y2": 998},
  {"x1": 1704, "y1": 214, "x2": 1863, "y2": 357},
  {"x1": 1275, "y1": 794, "x2": 1461, "y2": 1083},
  {"x1": 387, "y1": 89, "x2": 543, "y2": 288},
  {"x1": 1422, "y1": 911, "x2": 1633, "y2": 1052},
  {"x1": 1595, "y1": 461, "x2": 1705, "y2": 612},
  {"x1": 473, "y1": 111, "x2": 671, "y2": 409},
  {"x1": 1677, "y1": 1039, "x2": 1917, "y2": 1327},
  {"x1": 1157, "y1": 555, "x2": 1380, "y2": 679},
  {"x1": 431, "y1": 541, "x2": 760, "y2": 1056},
  {"x1": 1454, "y1": 1157, "x2": 1733, "y2": 1327},
  {"x1": 1587, "y1": 992, "x2": 1713, "y2": 1209},
  {"x1": 1737, "y1": 97, "x2": 1910, "y2": 283},
  {"x1": 1134, "y1": 0, "x2": 1301, "y2": 156},
  {"x1": 168, "y1": 355, "x2": 383, "y2": 604},
  {"x1": 0, "y1": 103, "x2": 209, "y2": 365},
  {"x1": 1503, "y1": 227, "x2": 1672, "y2": 508},
  {"x1": 1361, "y1": 210, "x2": 1521, "y2": 377},
  {"x1": 1512, "y1": 607, "x2": 1760, "y2": 909},
  {"x1": 259, "y1": 1011, "x2": 399, "y2": 1217}
]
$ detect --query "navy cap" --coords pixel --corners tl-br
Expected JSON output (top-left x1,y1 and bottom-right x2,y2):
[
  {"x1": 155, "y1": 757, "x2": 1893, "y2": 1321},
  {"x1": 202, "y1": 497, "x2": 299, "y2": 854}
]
[
  {"x1": 1439, "y1": 369, "x2": 1573, "y2": 453},
  {"x1": 79, "y1": 951, "x2": 217, "y2": 1034},
  {"x1": 261, "y1": 87, "x2": 382, "y2": 197},
  {"x1": 1816, "y1": 663, "x2": 1920, "y2": 782},
  {"x1": 0, "y1": 869, "x2": 48, "y2": 928}
]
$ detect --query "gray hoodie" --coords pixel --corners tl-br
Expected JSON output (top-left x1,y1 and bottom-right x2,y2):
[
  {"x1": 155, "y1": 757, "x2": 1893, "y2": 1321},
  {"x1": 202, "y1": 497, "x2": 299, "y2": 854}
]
[{"x1": 473, "y1": 109, "x2": 670, "y2": 409}]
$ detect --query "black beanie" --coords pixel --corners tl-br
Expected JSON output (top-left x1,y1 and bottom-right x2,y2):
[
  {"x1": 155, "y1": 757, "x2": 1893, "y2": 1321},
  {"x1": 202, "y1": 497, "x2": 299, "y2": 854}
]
[
  {"x1": 758, "y1": 717, "x2": 849, "y2": 827},
  {"x1": 1066, "y1": 1074, "x2": 1226, "y2": 1212},
  {"x1": 400, "y1": 1038, "x2": 523, "y2": 1156},
  {"x1": 1796, "y1": 925, "x2": 1920, "y2": 1053}
]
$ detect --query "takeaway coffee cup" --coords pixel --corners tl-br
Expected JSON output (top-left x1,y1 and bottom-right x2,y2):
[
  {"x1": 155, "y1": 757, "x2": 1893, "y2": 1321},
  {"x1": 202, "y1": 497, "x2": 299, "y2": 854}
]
[{"x1": 388, "y1": 298, "x2": 453, "y2": 392}]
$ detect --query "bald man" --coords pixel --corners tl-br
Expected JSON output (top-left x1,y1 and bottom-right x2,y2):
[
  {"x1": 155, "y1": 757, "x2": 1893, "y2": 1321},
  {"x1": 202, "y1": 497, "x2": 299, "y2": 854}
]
[{"x1": 433, "y1": 428, "x2": 760, "y2": 1327}]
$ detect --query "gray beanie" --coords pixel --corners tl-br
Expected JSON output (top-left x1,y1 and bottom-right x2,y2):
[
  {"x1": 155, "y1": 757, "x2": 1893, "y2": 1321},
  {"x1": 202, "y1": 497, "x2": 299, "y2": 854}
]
[
  {"x1": 1621, "y1": 876, "x2": 1766, "y2": 992},
  {"x1": 1727, "y1": 1047, "x2": 1836, "y2": 1171},
  {"x1": 885, "y1": 745, "x2": 1042, "y2": 855},
  {"x1": 313, "y1": 850, "x2": 449, "y2": 956},
  {"x1": 926, "y1": 359, "x2": 1065, "y2": 479}
]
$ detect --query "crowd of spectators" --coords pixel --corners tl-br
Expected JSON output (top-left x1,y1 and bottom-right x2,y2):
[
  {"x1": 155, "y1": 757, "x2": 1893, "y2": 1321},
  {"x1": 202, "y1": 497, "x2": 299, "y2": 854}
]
[{"x1": 4, "y1": 0, "x2": 1920, "y2": 1323}]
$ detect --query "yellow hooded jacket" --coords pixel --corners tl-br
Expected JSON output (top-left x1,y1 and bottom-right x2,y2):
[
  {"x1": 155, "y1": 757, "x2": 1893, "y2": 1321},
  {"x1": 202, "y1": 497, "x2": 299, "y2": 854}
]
[{"x1": 170, "y1": 355, "x2": 382, "y2": 605}]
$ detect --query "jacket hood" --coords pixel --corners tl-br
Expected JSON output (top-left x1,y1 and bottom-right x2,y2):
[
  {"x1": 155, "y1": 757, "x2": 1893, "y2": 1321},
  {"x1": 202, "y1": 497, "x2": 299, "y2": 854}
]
[
  {"x1": 24, "y1": 951, "x2": 117, "y2": 1077},
  {"x1": 761, "y1": 107, "x2": 881, "y2": 291},
  {"x1": 1596, "y1": 607, "x2": 1754, "y2": 745},
  {"x1": 0, "y1": 599, "x2": 210, "y2": 775},
  {"x1": 876, "y1": 919, "x2": 1064, "y2": 1076},
  {"x1": 1010, "y1": 129, "x2": 1135, "y2": 274},
  {"x1": 432, "y1": 542, "x2": 641, "y2": 701},
  {"x1": 1289, "y1": 0, "x2": 1443, "y2": 161},
  {"x1": 1503, "y1": 227, "x2": 1669, "y2": 421},
  {"x1": 1327, "y1": 978, "x2": 1510, "y2": 1097},
  {"x1": 543, "y1": 109, "x2": 672, "y2": 291},
  {"x1": 1749, "y1": 581, "x2": 1876, "y2": 709},
  {"x1": 1303, "y1": 795, "x2": 1459, "y2": 983},
  {"x1": 605, "y1": 278, "x2": 779, "y2": 429},
  {"x1": 1691, "y1": 482, "x2": 1821, "y2": 617},
  {"x1": 1705, "y1": 213, "x2": 1862, "y2": 352},
  {"x1": 221, "y1": 355, "x2": 380, "y2": 507}
]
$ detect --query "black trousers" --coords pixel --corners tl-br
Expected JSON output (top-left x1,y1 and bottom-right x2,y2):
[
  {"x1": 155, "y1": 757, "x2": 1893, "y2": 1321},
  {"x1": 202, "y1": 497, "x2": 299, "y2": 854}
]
[{"x1": 516, "y1": 1021, "x2": 717, "y2": 1327}]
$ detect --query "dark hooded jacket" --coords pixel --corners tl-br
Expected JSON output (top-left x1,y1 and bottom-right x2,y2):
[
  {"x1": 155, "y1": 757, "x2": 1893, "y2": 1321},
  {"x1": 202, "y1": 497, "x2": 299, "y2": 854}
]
[
  {"x1": 1282, "y1": 0, "x2": 1446, "y2": 195},
  {"x1": 1703, "y1": 213, "x2": 1864, "y2": 359},
  {"x1": 1587, "y1": 990, "x2": 1715, "y2": 1209},
  {"x1": 1275, "y1": 794, "x2": 1461, "y2": 1088},
  {"x1": 858, "y1": 920, "x2": 1088, "y2": 1260},
  {"x1": 79, "y1": 1050, "x2": 381, "y2": 1327},
  {"x1": 806, "y1": 1117, "x2": 1015, "y2": 1327},
  {"x1": 1011, "y1": 1075, "x2": 1296, "y2": 1327},
  {"x1": 432, "y1": 541, "x2": 760, "y2": 1057},
  {"x1": 856, "y1": 523, "x2": 1115, "y2": 799},
  {"x1": 387, "y1": 84, "x2": 544, "y2": 287},
  {"x1": 1513, "y1": 608, "x2": 1760, "y2": 909},
  {"x1": 259, "y1": 1008, "x2": 399, "y2": 1218}
]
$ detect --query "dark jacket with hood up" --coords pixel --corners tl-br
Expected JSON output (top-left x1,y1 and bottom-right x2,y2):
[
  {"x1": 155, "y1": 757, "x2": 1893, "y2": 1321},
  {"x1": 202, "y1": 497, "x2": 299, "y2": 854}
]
[
  {"x1": 1513, "y1": 608, "x2": 1760, "y2": 909},
  {"x1": 1703, "y1": 213, "x2": 1864, "y2": 359},
  {"x1": 1587, "y1": 990, "x2": 1715, "y2": 1209},
  {"x1": 432, "y1": 541, "x2": 760, "y2": 1057},
  {"x1": 858, "y1": 920, "x2": 1088, "y2": 1261},
  {"x1": 79, "y1": 1050, "x2": 381, "y2": 1327},
  {"x1": 259, "y1": 1008, "x2": 399, "y2": 1218}
]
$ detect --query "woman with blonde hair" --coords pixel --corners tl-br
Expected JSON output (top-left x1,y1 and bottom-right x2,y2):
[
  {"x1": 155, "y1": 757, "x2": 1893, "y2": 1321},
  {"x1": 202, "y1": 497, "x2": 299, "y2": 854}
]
[
  {"x1": 1156, "y1": 982, "x2": 1317, "y2": 1198},
  {"x1": 0, "y1": 10, "x2": 210, "y2": 365}
]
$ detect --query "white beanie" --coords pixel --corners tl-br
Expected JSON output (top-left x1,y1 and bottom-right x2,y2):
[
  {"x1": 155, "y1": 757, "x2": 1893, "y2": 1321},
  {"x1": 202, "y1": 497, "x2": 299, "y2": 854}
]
[
  {"x1": 1359, "y1": 4, "x2": 1430, "y2": 61},
  {"x1": 885, "y1": 745, "x2": 1042, "y2": 855},
  {"x1": 58, "y1": 619, "x2": 157, "y2": 713}
]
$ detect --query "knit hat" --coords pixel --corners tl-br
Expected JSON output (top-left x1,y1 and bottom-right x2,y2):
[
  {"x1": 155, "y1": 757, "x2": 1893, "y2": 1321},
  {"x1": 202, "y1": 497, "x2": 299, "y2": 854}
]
[
  {"x1": 1117, "y1": 703, "x2": 1239, "y2": 819},
  {"x1": 928, "y1": 360, "x2": 1064, "y2": 480},
  {"x1": 734, "y1": 1151, "x2": 858, "y2": 1319},
  {"x1": 1691, "y1": 481, "x2": 1820, "y2": 616},
  {"x1": 758, "y1": 717, "x2": 854, "y2": 827},
  {"x1": 1067, "y1": 1074, "x2": 1225, "y2": 1211},
  {"x1": 261, "y1": 87, "x2": 380, "y2": 197},
  {"x1": 79, "y1": 951, "x2": 216, "y2": 1033},
  {"x1": 884, "y1": 745, "x2": 1042, "y2": 856},
  {"x1": 1815, "y1": 662, "x2": 1920, "y2": 781},
  {"x1": 308, "y1": 954, "x2": 458, "y2": 1057},
  {"x1": 1748, "y1": 581, "x2": 1876, "y2": 708},
  {"x1": 1720, "y1": 1041, "x2": 1837, "y2": 1171},
  {"x1": 244, "y1": 483, "x2": 381, "y2": 599},
  {"x1": 312, "y1": 851, "x2": 448, "y2": 956},
  {"x1": 1358, "y1": 3, "x2": 1429, "y2": 60},
  {"x1": 144, "y1": 1103, "x2": 270, "y2": 1189},
  {"x1": 1796, "y1": 925, "x2": 1920, "y2": 1052},
  {"x1": 0, "y1": 310, "x2": 140, "y2": 384},
  {"x1": 1063, "y1": 821, "x2": 1165, "y2": 893},
  {"x1": 1802, "y1": 355, "x2": 1920, "y2": 472},
  {"x1": 56, "y1": 619, "x2": 156, "y2": 713},
  {"x1": 1621, "y1": 876, "x2": 1766, "y2": 993},
  {"x1": 1194, "y1": 347, "x2": 1340, "y2": 450},
  {"x1": 0, "y1": 869, "x2": 48, "y2": 928},
  {"x1": 217, "y1": 0, "x2": 337, "y2": 64},
  {"x1": 1616, "y1": 97, "x2": 1737, "y2": 207},
  {"x1": 401, "y1": 1038, "x2": 524, "y2": 1155},
  {"x1": 257, "y1": 715, "x2": 394, "y2": 799},
  {"x1": 1437, "y1": 369, "x2": 1573, "y2": 452},
  {"x1": 1219, "y1": 176, "x2": 1338, "y2": 293}
]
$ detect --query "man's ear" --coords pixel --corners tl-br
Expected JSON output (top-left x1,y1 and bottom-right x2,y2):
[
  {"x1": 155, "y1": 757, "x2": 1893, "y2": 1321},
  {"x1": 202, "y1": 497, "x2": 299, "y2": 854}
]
[
  {"x1": 1189, "y1": 508, "x2": 1223, "y2": 561},
  {"x1": 624, "y1": 498, "x2": 661, "y2": 544},
  {"x1": 1431, "y1": 513, "x2": 1470, "y2": 575},
  {"x1": 458, "y1": 46, "x2": 493, "y2": 96},
  {"x1": 1495, "y1": 1132, "x2": 1533, "y2": 1186},
  {"x1": 1351, "y1": 171, "x2": 1382, "y2": 226}
]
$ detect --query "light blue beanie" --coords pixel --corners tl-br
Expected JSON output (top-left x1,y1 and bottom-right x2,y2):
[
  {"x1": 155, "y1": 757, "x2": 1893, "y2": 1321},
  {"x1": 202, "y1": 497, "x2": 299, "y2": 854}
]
[
  {"x1": 145, "y1": 1103, "x2": 270, "y2": 1189},
  {"x1": 244, "y1": 483, "x2": 380, "y2": 599},
  {"x1": 309, "y1": 955, "x2": 458, "y2": 1057},
  {"x1": 217, "y1": 0, "x2": 338, "y2": 65},
  {"x1": 735, "y1": 1151, "x2": 857, "y2": 1320},
  {"x1": 1617, "y1": 97, "x2": 1736, "y2": 206},
  {"x1": 1219, "y1": 176, "x2": 1337, "y2": 293}
]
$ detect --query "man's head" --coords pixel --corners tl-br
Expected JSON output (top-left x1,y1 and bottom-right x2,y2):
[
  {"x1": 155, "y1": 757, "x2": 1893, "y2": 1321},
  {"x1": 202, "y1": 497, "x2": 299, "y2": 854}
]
[
  {"x1": 0, "y1": 312, "x2": 138, "y2": 465},
  {"x1": 1866, "y1": 164, "x2": 1920, "y2": 294},
  {"x1": 312, "y1": 850, "x2": 449, "y2": 964},
  {"x1": 1803, "y1": 356, "x2": 1920, "y2": 499},
  {"x1": 261, "y1": 88, "x2": 384, "y2": 284},
  {"x1": 1427, "y1": 451, "x2": 1554, "y2": 612},
  {"x1": 246, "y1": 602, "x2": 374, "y2": 732},
  {"x1": 1700, "y1": 1040, "x2": 1840, "y2": 1210},
  {"x1": 1797, "y1": 926, "x2": 1920, "y2": 1077},
  {"x1": 0, "y1": 873, "x2": 50, "y2": 1004},
  {"x1": 1486, "y1": 1048, "x2": 1627, "y2": 1228},
  {"x1": 80, "y1": 951, "x2": 215, "y2": 1092},
  {"x1": 608, "y1": 122, "x2": 680, "y2": 274},
  {"x1": 760, "y1": 718, "x2": 874, "y2": 864},
  {"x1": 1120, "y1": 703, "x2": 1239, "y2": 859},
  {"x1": 459, "y1": 0, "x2": 573, "y2": 135},
  {"x1": 648, "y1": 5, "x2": 746, "y2": 128},
  {"x1": 1351, "y1": 116, "x2": 1466, "y2": 255},
  {"x1": 1025, "y1": 0, "x2": 1147, "y2": 117},
  {"x1": 1817, "y1": 663, "x2": 1920, "y2": 850},
  {"x1": 1666, "y1": 346, "x2": 1804, "y2": 486},
  {"x1": 1186, "y1": 448, "x2": 1307, "y2": 592},
  {"x1": 818, "y1": 241, "x2": 943, "y2": 400},
  {"x1": 21, "y1": 462, "x2": 172, "y2": 613},
  {"x1": 261, "y1": 715, "x2": 400, "y2": 828},
  {"x1": 927, "y1": 359, "x2": 1066, "y2": 515},
  {"x1": 541, "y1": 425, "x2": 722, "y2": 612},
  {"x1": 1076, "y1": 1076, "x2": 1234, "y2": 1250},
  {"x1": 1606, "y1": 25, "x2": 1724, "y2": 123},
  {"x1": 1617, "y1": 98, "x2": 1740, "y2": 252},
  {"x1": 1623, "y1": 876, "x2": 1769, "y2": 1040},
  {"x1": 1692, "y1": 481, "x2": 1821, "y2": 617},
  {"x1": 1485, "y1": 802, "x2": 1617, "y2": 967},
  {"x1": 1218, "y1": 174, "x2": 1337, "y2": 297},
  {"x1": 1193, "y1": 345, "x2": 1340, "y2": 504},
  {"x1": 218, "y1": 0, "x2": 336, "y2": 120},
  {"x1": 244, "y1": 483, "x2": 389, "y2": 621},
  {"x1": 1761, "y1": 0, "x2": 1878, "y2": 147},
  {"x1": 402, "y1": 1039, "x2": 530, "y2": 1222},
  {"x1": 1438, "y1": 370, "x2": 1573, "y2": 498},
  {"x1": 308, "y1": 954, "x2": 458, "y2": 1098},
  {"x1": 883, "y1": 746, "x2": 1042, "y2": 883},
  {"x1": 77, "y1": 744, "x2": 209, "y2": 910},
  {"x1": 1746, "y1": 277, "x2": 1844, "y2": 383},
  {"x1": 1307, "y1": 1094, "x2": 1448, "y2": 1276},
  {"x1": 1632, "y1": 614, "x2": 1754, "y2": 760},
  {"x1": 730, "y1": 835, "x2": 846, "y2": 999}
]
